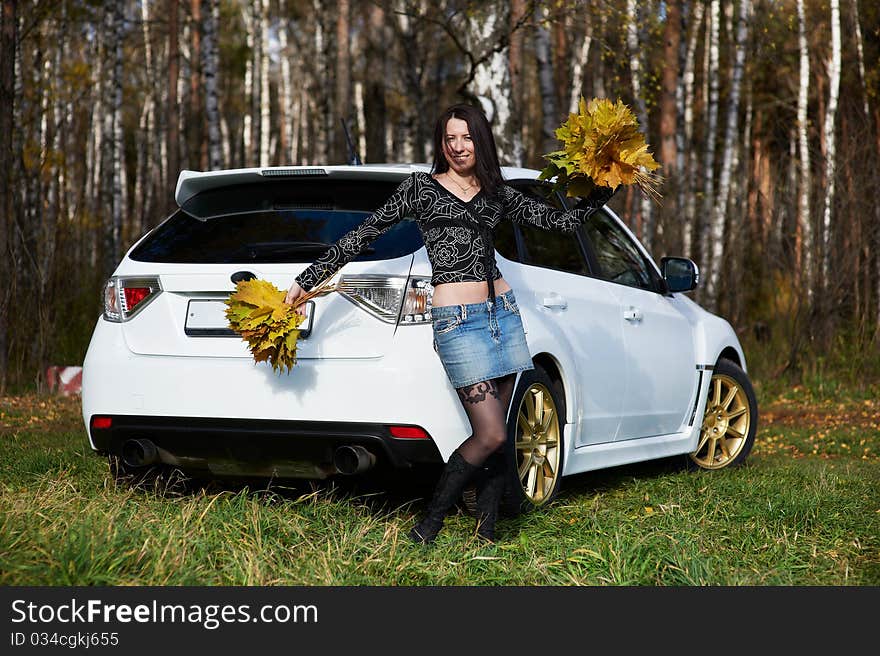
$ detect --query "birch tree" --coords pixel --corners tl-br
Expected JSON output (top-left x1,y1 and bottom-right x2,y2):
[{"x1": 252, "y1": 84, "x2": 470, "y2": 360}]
[
  {"x1": 110, "y1": 0, "x2": 124, "y2": 269},
  {"x1": 468, "y1": 3, "x2": 517, "y2": 165},
  {"x1": 203, "y1": 0, "x2": 222, "y2": 169},
  {"x1": 278, "y1": 0, "x2": 292, "y2": 164},
  {"x1": 796, "y1": 0, "x2": 812, "y2": 300},
  {"x1": 820, "y1": 0, "x2": 841, "y2": 296},
  {"x1": 568, "y1": 10, "x2": 591, "y2": 115},
  {"x1": 705, "y1": 0, "x2": 751, "y2": 306},
  {"x1": 625, "y1": 0, "x2": 654, "y2": 250},
  {"x1": 679, "y1": 0, "x2": 704, "y2": 257},
  {"x1": 134, "y1": 0, "x2": 155, "y2": 231},
  {"x1": 242, "y1": 2, "x2": 254, "y2": 162},
  {"x1": 698, "y1": 0, "x2": 720, "y2": 279}
]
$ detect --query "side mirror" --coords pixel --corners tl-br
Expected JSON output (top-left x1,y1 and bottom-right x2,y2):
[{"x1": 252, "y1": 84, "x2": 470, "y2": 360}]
[{"x1": 661, "y1": 256, "x2": 699, "y2": 293}]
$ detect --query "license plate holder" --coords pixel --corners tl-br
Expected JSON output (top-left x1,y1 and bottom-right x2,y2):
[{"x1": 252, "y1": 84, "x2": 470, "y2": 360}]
[{"x1": 184, "y1": 299, "x2": 315, "y2": 338}]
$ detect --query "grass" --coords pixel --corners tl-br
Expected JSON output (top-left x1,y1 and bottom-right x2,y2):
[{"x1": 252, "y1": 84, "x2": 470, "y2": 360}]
[{"x1": 1, "y1": 385, "x2": 878, "y2": 586}]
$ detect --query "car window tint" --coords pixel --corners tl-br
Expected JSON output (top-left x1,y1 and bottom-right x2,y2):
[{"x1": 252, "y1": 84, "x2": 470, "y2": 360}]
[
  {"x1": 130, "y1": 179, "x2": 424, "y2": 264},
  {"x1": 493, "y1": 218, "x2": 519, "y2": 262},
  {"x1": 512, "y1": 184, "x2": 589, "y2": 276},
  {"x1": 582, "y1": 210, "x2": 655, "y2": 291}
]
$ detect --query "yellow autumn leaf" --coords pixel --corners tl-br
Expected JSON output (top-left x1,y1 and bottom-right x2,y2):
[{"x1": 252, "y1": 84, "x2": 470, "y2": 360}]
[
  {"x1": 225, "y1": 279, "x2": 301, "y2": 373},
  {"x1": 229, "y1": 278, "x2": 285, "y2": 309},
  {"x1": 540, "y1": 97, "x2": 662, "y2": 202}
]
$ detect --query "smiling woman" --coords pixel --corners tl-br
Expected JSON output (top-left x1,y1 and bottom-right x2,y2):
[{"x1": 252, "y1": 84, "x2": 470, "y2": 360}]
[{"x1": 284, "y1": 103, "x2": 617, "y2": 545}]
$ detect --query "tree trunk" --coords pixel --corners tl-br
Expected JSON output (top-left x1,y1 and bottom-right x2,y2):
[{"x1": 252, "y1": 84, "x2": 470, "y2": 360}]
[
  {"x1": 363, "y1": 2, "x2": 386, "y2": 164},
  {"x1": 312, "y1": 0, "x2": 328, "y2": 164},
  {"x1": 796, "y1": 0, "x2": 813, "y2": 301},
  {"x1": 552, "y1": 11, "x2": 569, "y2": 117},
  {"x1": 705, "y1": 0, "x2": 750, "y2": 306},
  {"x1": 849, "y1": 0, "x2": 870, "y2": 122},
  {"x1": 469, "y1": 5, "x2": 516, "y2": 165},
  {"x1": 820, "y1": 0, "x2": 841, "y2": 297},
  {"x1": 680, "y1": 0, "x2": 704, "y2": 258},
  {"x1": 626, "y1": 0, "x2": 654, "y2": 250},
  {"x1": 259, "y1": 0, "x2": 270, "y2": 166},
  {"x1": 190, "y1": 0, "x2": 204, "y2": 169},
  {"x1": 0, "y1": 0, "x2": 16, "y2": 391},
  {"x1": 534, "y1": 5, "x2": 558, "y2": 159},
  {"x1": 167, "y1": 0, "x2": 180, "y2": 210},
  {"x1": 111, "y1": 0, "x2": 124, "y2": 272},
  {"x1": 508, "y1": 0, "x2": 526, "y2": 167},
  {"x1": 698, "y1": 0, "x2": 720, "y2": 281},
  {"x1": 278, "y1": 0, "x2": 291, "y2": 164},
  {"x1": 660, "y1": 0, "x2": 680, "y2": 172},
  {"x1": 135, "y1": 0, "x2": 155, "y2": 232},
  {"x1": 568, "y1": 12, "x2": 592, "y2": 115},
  {"x1": 242, "y1": 1, "x2": 254, "y2": 163},
  {"x1": 203, "y1": 0, "x2": 221, "y2": 169},
  {"x1": 334, "y1": 0, "x2": 351, "y2": 163}
]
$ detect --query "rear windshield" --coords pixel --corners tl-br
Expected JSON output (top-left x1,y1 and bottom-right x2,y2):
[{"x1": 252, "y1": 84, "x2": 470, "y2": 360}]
[{"x1": 129, "y1": 178, "x2": 423, "y2": 264}]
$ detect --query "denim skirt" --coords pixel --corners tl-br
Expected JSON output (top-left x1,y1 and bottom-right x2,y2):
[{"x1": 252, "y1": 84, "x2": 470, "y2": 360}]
[{"x1": 431, "y1": 289, "x2": 535, "y2": 389}]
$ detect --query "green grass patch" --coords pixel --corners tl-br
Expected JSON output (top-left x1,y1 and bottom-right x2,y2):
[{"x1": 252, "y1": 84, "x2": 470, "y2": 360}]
[{"x1": 1, "y1": 393, "x2": 877, "y2": 586}]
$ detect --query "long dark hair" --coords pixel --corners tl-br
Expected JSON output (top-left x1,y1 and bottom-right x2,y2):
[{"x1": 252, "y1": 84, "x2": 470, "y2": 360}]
[{"x1": 431, "y1": 104, "x2": 505, "y2": 197}]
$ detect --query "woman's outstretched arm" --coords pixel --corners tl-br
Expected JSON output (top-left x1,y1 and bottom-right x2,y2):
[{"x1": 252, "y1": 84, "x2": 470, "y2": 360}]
[
  {"x1": 500, "y1": 183, "x2": 617, "y2": 233},
  {"x1": 293, "y1": 173, "x2": 419, "y2": 292}
]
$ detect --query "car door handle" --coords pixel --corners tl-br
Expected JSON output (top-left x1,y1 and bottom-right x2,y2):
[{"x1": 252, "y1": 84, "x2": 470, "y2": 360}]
[
  {"x1": 623, "y1": 306, "x2": 643, "y2": 322},
  {"x1": 541, "y1": 293, "x2": 567, "y2": 309}
]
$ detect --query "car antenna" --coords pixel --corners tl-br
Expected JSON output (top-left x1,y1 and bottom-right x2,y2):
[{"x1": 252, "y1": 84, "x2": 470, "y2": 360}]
[{"x1": 341, "y1": 118, "x2": 363, "y2": 165}]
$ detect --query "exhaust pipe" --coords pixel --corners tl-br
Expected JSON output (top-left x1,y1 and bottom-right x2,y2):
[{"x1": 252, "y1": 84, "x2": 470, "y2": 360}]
[
  {"x1": 121, "y1": 438, "x2": 159, "y2": 468},
  {"x1": 333, "y1": 445, "x2": 376, "y2": 475}
]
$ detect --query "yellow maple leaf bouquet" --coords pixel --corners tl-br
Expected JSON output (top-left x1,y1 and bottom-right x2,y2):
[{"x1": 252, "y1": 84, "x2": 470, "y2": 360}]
[
  {"x1": 539, "y1": 97, "x2": 662, "y2": 201},
  {"x1": 225, "y1": 276, "x2": 338, "y2": 374}
]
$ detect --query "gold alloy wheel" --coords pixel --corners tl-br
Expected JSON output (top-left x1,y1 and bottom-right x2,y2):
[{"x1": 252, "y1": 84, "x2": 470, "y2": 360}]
[
  {"x1": 514, "y1": 382, "x2": 561, "y2": 504},
  {"x1": 690, "y1": 372, "x2": 752, "y2": 469}
]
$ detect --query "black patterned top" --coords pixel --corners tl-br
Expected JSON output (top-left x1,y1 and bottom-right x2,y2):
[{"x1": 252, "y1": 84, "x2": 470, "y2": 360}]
[{"x1": 294, "y1": 171, "x2": 615, "y2": 301}]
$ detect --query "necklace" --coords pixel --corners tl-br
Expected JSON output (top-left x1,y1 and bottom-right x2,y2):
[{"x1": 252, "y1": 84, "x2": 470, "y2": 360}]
[{"x1": 446, "y1": 173, "x2": 477, "y2": 194}]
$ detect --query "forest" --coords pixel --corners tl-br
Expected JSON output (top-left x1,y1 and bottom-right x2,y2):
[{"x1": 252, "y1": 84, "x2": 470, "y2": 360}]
[{"x1": 0, "y1": 0, "x2": 878, "y2": 390}]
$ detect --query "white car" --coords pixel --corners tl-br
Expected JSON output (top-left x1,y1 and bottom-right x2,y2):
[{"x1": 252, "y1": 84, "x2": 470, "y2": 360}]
[{"x1": 82, "y1": 164, "x2": 758, "y2": 514}]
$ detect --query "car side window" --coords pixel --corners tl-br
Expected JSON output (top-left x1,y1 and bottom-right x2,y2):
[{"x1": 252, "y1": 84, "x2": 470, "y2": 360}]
[
  {"x1": 493, "y1": 217, "x2": 519, "y2": 262},
  {"x1": 510, "y1": 184, "x2": 589, "y2": 276},
  {"x1": 582, "y1": 210, "x2": 655, "y2": 291}
]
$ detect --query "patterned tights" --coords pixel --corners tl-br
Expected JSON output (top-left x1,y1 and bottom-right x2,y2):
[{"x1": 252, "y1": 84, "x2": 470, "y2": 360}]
[{"x1": 454, "y1": 373, "x2": 517, "y2": 466}]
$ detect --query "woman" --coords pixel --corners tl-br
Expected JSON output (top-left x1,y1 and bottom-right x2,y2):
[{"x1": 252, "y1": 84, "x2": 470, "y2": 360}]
[{"x1": 285, "y1": 104, "x2": 616, "y2": 544}]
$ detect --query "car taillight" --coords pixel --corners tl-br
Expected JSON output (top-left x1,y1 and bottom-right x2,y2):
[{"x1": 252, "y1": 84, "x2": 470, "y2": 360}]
[
  {"x1": 336, "y1": 274, "x2": 435, "y2": 326},
  {"x1": 389, "y1": 425, "x2": 430, "y2": 439},
  {"x1": 337, "y1": 274, "x2": 408, "y2": 323},
  {"x1": 91, "y1": 416, "x2": 112, "y2": 430},
  {"x1": 103, "y1": 276, "x2": 161, "y2": 322},
  {"x1": 398, "y1": 276, "x2": 434, "y2": 325}
]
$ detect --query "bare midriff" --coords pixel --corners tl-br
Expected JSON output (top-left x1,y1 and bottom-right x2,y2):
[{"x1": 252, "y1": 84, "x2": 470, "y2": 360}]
[{"x1": 431, "y1": 277, "x2": 512, "y2": 308}]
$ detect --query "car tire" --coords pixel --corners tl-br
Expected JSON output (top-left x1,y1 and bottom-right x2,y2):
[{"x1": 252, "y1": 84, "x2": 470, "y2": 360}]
[
  {"x1": 459, "y1": 367, "x2": 567, "y2": 518},
  {"x1": 687, "y1": 357, "x2": 758, "y2": 471},
  {"x1": 500, "y1": 366, "x2": 567, "y2": 517}
]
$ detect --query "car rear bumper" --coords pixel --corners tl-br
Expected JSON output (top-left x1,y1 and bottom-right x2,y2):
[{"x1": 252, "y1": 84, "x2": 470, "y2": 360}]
[
  {"x1": 82, "y1": 316, "x2": 474, "y2": 469},
  {"x1": 89, "y1": 414, "x2": 442, "y2": 478}
]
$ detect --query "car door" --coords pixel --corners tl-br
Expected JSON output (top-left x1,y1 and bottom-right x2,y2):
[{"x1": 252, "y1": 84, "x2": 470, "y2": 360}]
[
  {"x1": 580, "y1": 209, "x2": 696, "y2": 440},
  {"x1": 508, "y1": 184, "x2": 626, "y2": 446}
]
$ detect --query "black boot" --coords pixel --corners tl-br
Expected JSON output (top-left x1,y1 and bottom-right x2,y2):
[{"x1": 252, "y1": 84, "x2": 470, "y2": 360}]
[
  {"x1": 474, "y1": 450, "x2": 506, "y2": 542},
  {"x1": 409, "y1": 450, "x2": 480, "y2": 544}
]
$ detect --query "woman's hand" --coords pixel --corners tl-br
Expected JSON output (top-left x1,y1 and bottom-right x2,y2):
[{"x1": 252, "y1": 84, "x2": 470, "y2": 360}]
[{"x1": 284, "y1": 281, "x2": 308, "y2": 317}]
